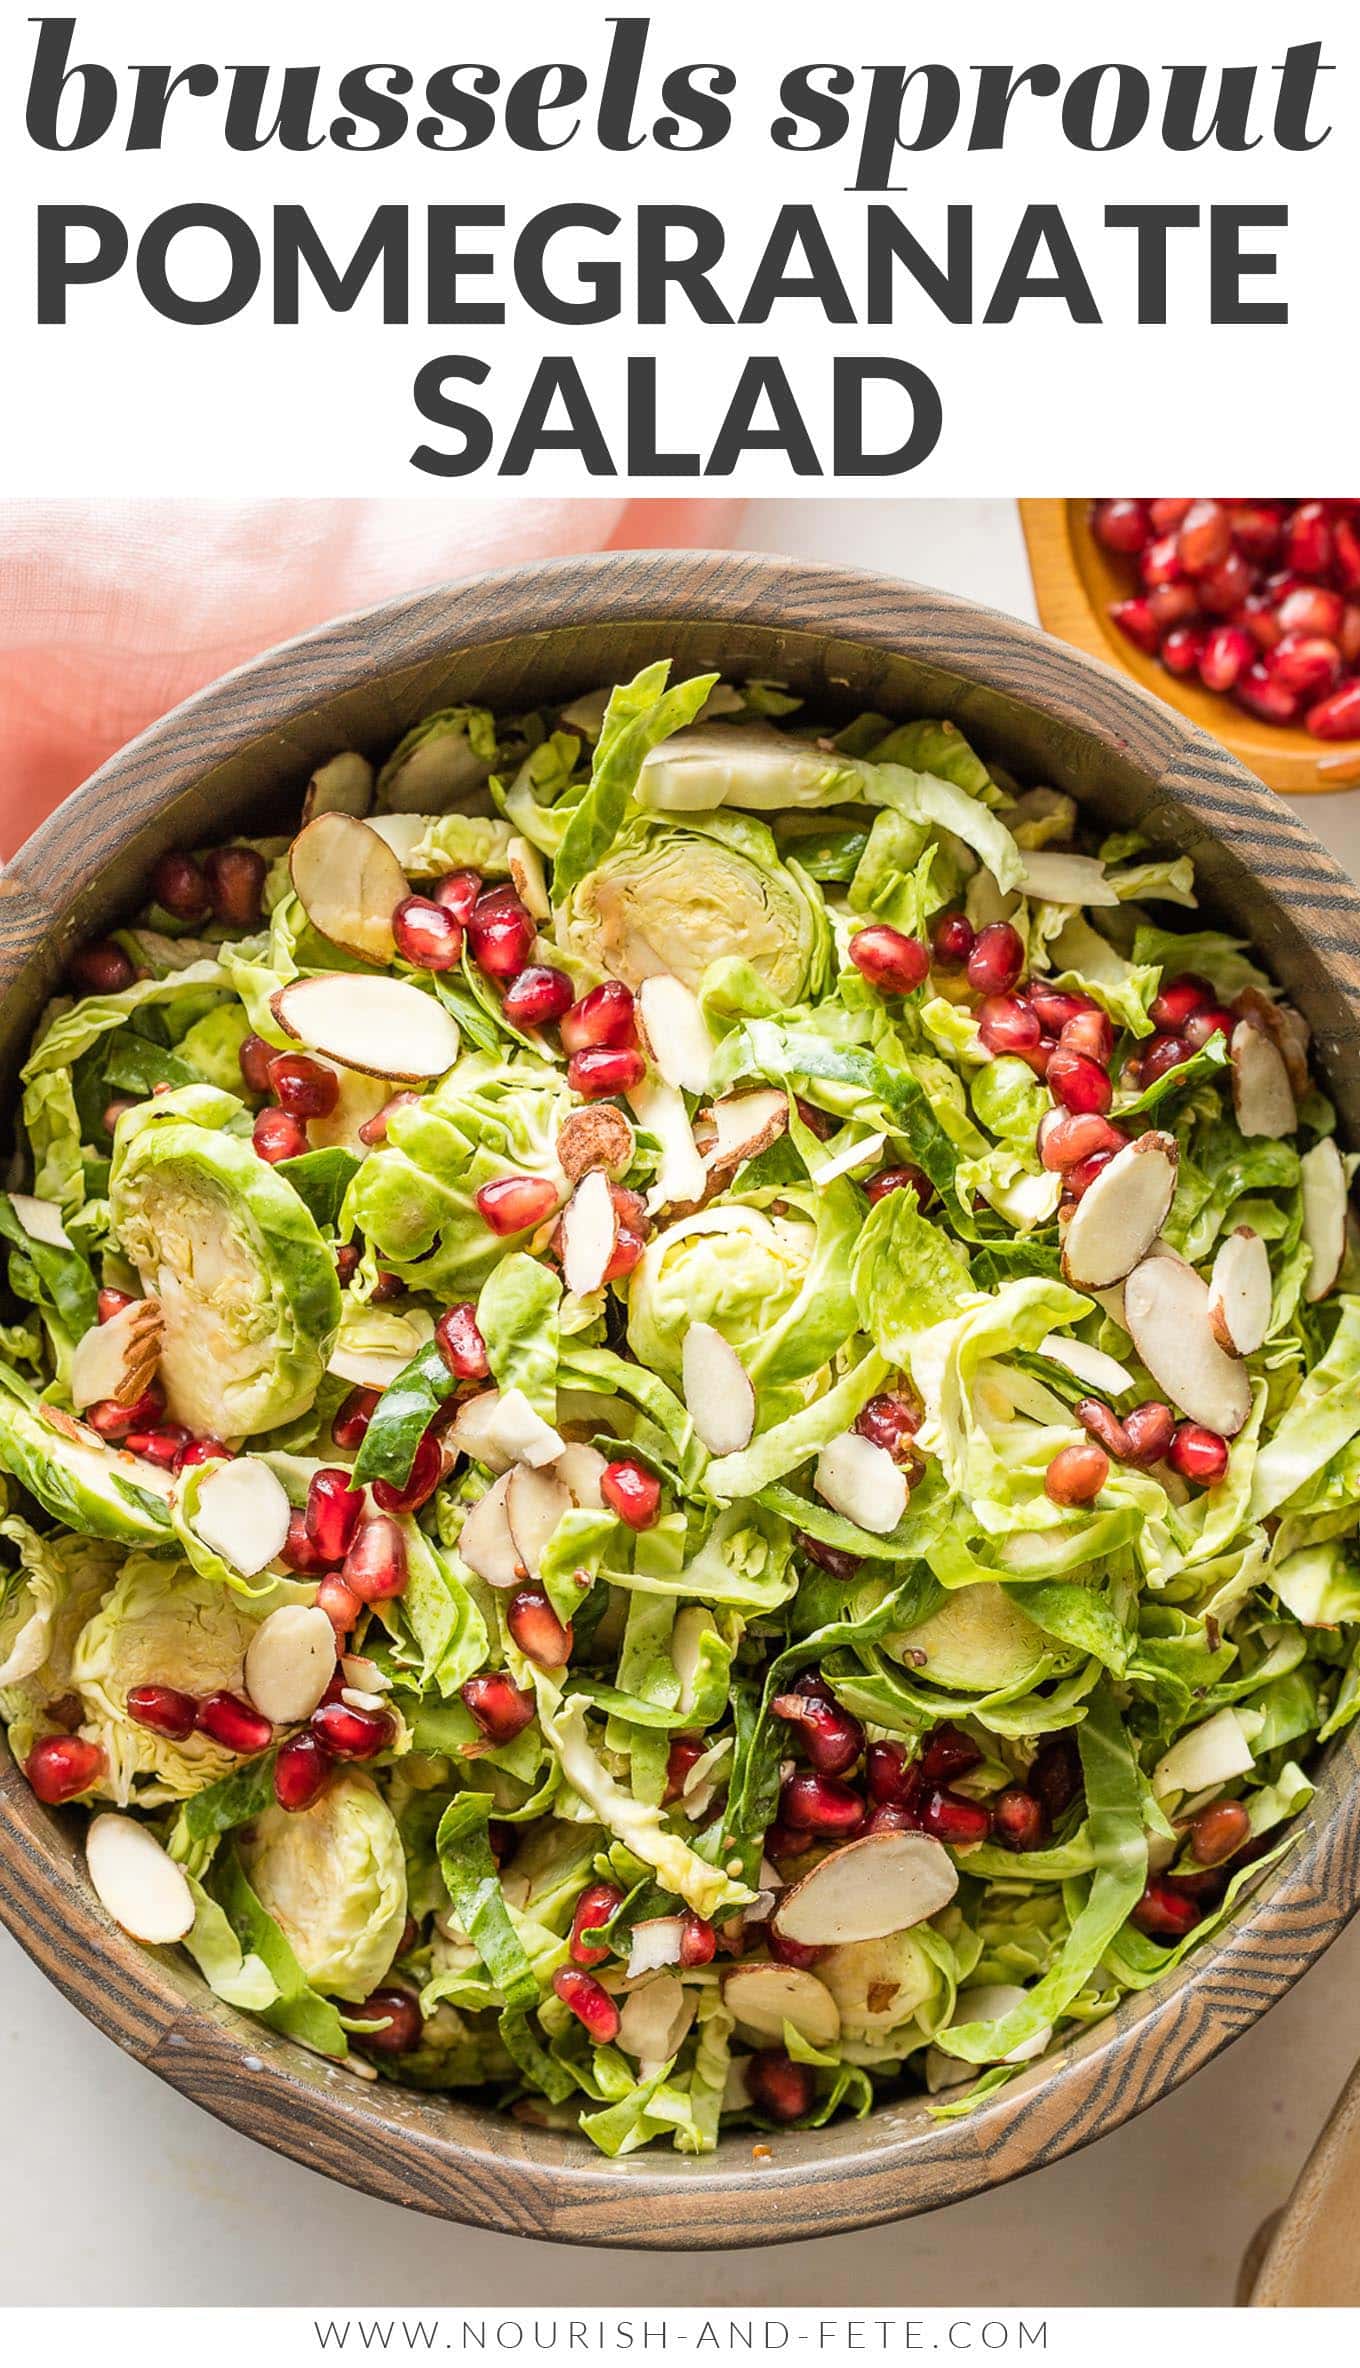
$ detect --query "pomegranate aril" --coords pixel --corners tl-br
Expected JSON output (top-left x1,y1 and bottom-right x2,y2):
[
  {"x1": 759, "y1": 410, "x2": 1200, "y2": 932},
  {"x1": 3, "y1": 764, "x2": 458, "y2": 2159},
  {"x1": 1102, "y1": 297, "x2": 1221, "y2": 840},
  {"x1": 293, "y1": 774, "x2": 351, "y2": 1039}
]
[
  {"x1": 335, "y1": 1245, "x2": 360, "y2": 1290},
  {"x1": 1040, "y1": 1111, "x2": 1125, "y2": 1173},
  {"x1": 977, "y1": 994, "x2": 1040, "y2": 1056},
  {"x1": 1236, "y1": 662, "x2": 1300, "y2": 725},
  {"x1": 603, "y1": 1224, "x2": 646, "y2": 1284},
  {"x1": 507, "y1": 1585, "x2": 573, "y2": 1668},
  {"x1": 70, "y1": 939, "x2": 135, "y2": 996},
  {"x1": 747, "y1": 2048, "x2": 815, "y2": 2123},
  {"x1": 435, "y1": 1302, "x2": 490, "y2": 1379},
  {"x1": 1110, "y1": 597, "x2": 1159, "y2": 655},
  {"x1": 991, "y1": 1786, "x2": 1045, "y2": 1852},
  {"x1": 1137, "y1": 1032, "x2": 1194, "y2": 1089},
  {"x1": 1227, "y1": 503, "x2": 1282, "y2": 563},
  {"x1": 1045, "y1": 1442, "x2": 1109, "y2": 1506},
  {"x1": 931, "y1": 910, "x2": 974, "y2": 968},
  {"x1": 467, "y1": 890, "x2": 535, "y2": 981},
  {"x1": 553, "y1": 1965, "x2": 621, "y2": 2043},
  {"x1": 305, "y1": 1467, "x2": 364, "y2": 1562},
  {"x1": 237, "y1": 1033, "x2": 276, "y2": 1095},
  {"x1": 392, "y1": 895, "x2": 463, "y2": 973},
  {"x1": 462, "y1": 1672, "x2": 535, "y2": 1745},
  {"x1": 679, "y1": 1913, "x2": 717, "y2": 1968},
  {"x1": 560, "y1": 980, "x2": 637, "y2": 1054},
  {"x1": 273, "y1": 1730, "x2": 333, "y2": 1812},
  {"x1": 431, "y1": 870, "x2": 482, "y2": 924},
  {"x1": 567, "y1": 1046, "x2": 647, "y2": 1099},
  {"x1": 281, "y1": 1508, "x2": 333, "y2": 1576},
  {"x1": 370, "y1": 1270, "x2": 405, "y2": 1305},
  {"x1": 1121, "y1": 1400, "x2": 1176, "y2": 1467},
  {"x1": 1283, "y1": 500, "x2": 1333, "y2": 578},
  {"x1": 1176, "y1": 500, "x2": 1231, "y2": 576},
  {"x1": 1092, "y1": 499, "x2": 1150, "y2": 555},
  {"x1": 966, "y1": 921, "x2": 1025, "y2": 996},
  {"x1": 342, "y1": 1515, "x2": 409, "y2": 1603},
  {"x1": 310, "y1": 1700, "x2": 396, "y2": 1761},
  {"x1": 866, "y1": 1740, "x2": 914, "y2": 1805},
  {"x1": 357, "y1": 1091, "x2": 420, "y2": 1149},
  {"x1": 355, "y1": 1986, "x2": 422, "y2": 2057},
  {"x1": 1047, "y1": 1048, "x2": 1112, "y2": 1117},
  {"x1": 848, "y1": 925, "x2": 930, "y2": 995},
  {"x1": 569, "y1": 1879, "x2": 624, "y2": 1967},
  {"x1": 1278, "y1": 583, "x2": 1343, "y2": 640},
  {"x1": 767, "y1": 1927, "x2": 826, "y2": 1971},
  {"x1": 1270, "y1": 632, "x2": 1340, "y2": 700},
  {"x1": 1341, "y1": 603, "x2": 1360, "y2": 667},
  {"x1": 124, "y1": 1423, "x2": 191, "y2": 1469},
  {"x1": 1159, "y1": 625, "x2": 1206, "y2": 678},
  {"x1": 1190, "y1": 1798, "x2": 1251, "y2": 1867},
  {"x1": 253, "y1": 1107, "x2": 308, "y2": 1165},
  {"x1": 1335, "y1": 520, "x2": 1360, "y2": 596},
  {"x1": 476, "y1": 1174, "x2": 560, "y2": 1236},
  {"x1": 316, "y1": 1573, "x2": 363, "y2": 1634},
  {"x1": 95, "y1": 1287, "x2": 135, "y2": 1325},
  {"x1": 864, "y1": 1163, "x2": 936, "y2": 1210},
  {"x1": 1305, "y1": 681, "x2": 1360, "y2": 740},
  {"x1": 26, "y1": 1734, "x2": 105, "y2": 1803},
  {"x1": 1059, "y1": 1008, "x2": 1115, "y2": 1066},
  {"x1": 921, "y1": 1788, "x2": 990, "y2": 1847},
  {"x1": 268, "y1": 1052, "x2": 339, "y2": 1120},
  {"x1": 1030, "y1": 1736, "x2": 1083, "y2": 1821},
  {"x1": 919, "y1": 1724, "x2": 982, "y2": 1786},
  {"x1": 1028, "y1": 988, "x2": 1091, "y2": 1035},
  {"x1": 1198, "y1": 625, "x2": 1253, "y2": 695},
  {"x1": 663, "y1": 1733, "x2": 705, "y2": 1804},
  {"x1": 331, "y1": 1386, "x2": 379, "y2": 1452},
  {"x1": 868, "y1": 1800, "x2": 924, "y2": 1835},
  {"x1": 371, "y1": 1427, "x2": 444, "y2": 1517},
  {"x1": 1168, "y1": 1422, "x2": 1229, "y2": 1485},
  {"x1": 1148, "y1": 499, "x2": 1193, "y2": 534},
  {"x1": 502, "y1": 964, "x2": 574, "y2": 1028},
  {"x1": 781, "y1": 1771, "x2": 865, "y2": 1836},
  {"x1": 151, "y1": 849, "x2": 209, "y2": 922},
  {"x1": 1149, "y1": 580, "x2": 1199, "y2": 633},
  {"x1": 1139, "y1": 533, "x2": 1184, "y2": 590},
  {"x1": 1197, "y1": 550, "x2": 1252, "y2": 615},
  {"x1": 770, "y1": 1692, "x2": 864, "y2": 1777},
  {"x1": 600, "y1": 1458, "x2": 661, "y2": 1530},
  {"x1": 1183, "y1": 1003, "x2": 1235, "y2": 1051},
  {"x1": 204, "y1": 846, "x2": 266, "y2": 930},
  {"x1": 795, "y1": 1531, "x2": 862, "y2": 1582},
  {"x1": 1066, "y1": 1147, "x2": 1119, "y2": 1201},
  {"x1": 854, "y1": 1392, "x2": 921, "y2": 1464},
  {"x1": 178, "y1": 1436, "x2": 232, "y2": 1469},
  {"x1": 1131, "y1": 1878, "x2": 1201, "y2": 1939},
  {"x1": 197, "y1": 1691, "x2": 273, "y2": 1754}
]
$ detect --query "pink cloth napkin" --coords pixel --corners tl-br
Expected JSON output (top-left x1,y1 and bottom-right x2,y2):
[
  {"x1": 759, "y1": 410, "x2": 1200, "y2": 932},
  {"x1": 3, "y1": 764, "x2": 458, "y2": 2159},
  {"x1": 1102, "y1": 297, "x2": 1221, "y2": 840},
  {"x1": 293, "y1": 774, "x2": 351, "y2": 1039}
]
[{"x1": 0, "y1": 498, "x2": 738, "y2": 859}]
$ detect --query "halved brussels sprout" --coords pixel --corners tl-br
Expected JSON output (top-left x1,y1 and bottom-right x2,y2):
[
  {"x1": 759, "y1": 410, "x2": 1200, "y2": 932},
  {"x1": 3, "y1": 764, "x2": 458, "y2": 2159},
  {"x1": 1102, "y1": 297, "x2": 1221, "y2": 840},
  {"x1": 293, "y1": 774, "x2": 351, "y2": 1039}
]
[
  {"x1": 627, "y1": 1205, "x2": 818, "y2": 1418},
  {"x1": 555, "y1": 813, "x2": 827, "y2": 1004},
  {"x1": 0, "y1": 1516, "x2": 121, "y2": 1762},
  {"x1": 887, "y1": 1583, "x2": 1051, "y2": 1693},
  {"x1": 237, "y1": 1773, "x2": 407, "y2": 2000},
  {"x1": 109, "y1": 1085, "x2": 341, "y2": 1441},
  {"x1": 375, "y1": 706, "x2": 500, "y2": 813},
  {"x1": 0, "y1": 1372, "x2": 174, "y2": 1544}
]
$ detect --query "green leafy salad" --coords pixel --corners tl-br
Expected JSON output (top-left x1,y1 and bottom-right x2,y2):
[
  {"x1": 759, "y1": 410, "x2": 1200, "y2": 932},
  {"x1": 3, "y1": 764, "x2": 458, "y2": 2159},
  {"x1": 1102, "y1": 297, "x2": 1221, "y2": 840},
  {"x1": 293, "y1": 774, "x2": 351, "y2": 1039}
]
[{"x1": 2, "y1": 662, "x2": 1357, "y2": 2155}]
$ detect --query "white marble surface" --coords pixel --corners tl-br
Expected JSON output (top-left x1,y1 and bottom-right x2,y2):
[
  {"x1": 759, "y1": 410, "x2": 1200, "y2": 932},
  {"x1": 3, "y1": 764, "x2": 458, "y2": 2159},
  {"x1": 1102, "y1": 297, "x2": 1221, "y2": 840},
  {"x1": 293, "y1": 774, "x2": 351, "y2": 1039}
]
[{"x1": 4, "y1": 496, "x2": 1360, "y2": 2307}]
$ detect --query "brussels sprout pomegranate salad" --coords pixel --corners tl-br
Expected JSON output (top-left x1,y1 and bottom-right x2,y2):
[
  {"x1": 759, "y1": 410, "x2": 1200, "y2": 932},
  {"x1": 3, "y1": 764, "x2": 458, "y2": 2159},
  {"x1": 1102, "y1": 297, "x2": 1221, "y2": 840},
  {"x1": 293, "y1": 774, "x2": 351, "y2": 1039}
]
[{"x1": 3, "y1": 664, "x2": 1358, "y2": 2155}]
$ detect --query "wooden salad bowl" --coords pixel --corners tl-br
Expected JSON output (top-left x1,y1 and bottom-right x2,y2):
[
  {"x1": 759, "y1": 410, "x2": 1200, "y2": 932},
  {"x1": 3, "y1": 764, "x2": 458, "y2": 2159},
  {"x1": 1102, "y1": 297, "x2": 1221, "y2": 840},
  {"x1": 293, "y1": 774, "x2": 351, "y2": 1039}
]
[
  {"x1": 1020, "y1": 499, "x2": 1360, "y2": 796},
  {"x1": 4, "y1": 551, "x2": 1360, "y2": 2250}
]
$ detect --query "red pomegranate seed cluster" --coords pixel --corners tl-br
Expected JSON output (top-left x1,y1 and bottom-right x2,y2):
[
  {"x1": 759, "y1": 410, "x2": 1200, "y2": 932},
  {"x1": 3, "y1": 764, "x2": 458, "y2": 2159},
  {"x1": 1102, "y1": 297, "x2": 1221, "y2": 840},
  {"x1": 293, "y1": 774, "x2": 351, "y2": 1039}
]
[{"x1": 1094, "y1": 498, "x2": 1360, "y2": 739}]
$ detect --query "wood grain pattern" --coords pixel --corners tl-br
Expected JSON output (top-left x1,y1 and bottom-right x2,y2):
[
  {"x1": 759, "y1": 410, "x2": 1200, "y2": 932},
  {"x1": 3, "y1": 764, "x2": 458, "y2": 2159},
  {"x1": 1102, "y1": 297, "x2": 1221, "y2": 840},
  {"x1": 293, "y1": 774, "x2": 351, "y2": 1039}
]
[
  {"x1": 4, "y1": 550, "x2": 1360, "y2": 2248},
  {"x1": 1020, "y1": 498, "x2": 1360, "y2": 794}
]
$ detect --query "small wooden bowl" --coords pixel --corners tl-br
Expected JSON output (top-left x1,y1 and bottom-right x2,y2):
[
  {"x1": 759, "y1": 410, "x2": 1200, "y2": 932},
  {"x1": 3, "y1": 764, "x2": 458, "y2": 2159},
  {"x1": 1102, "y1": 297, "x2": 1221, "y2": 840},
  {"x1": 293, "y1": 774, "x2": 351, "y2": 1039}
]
[
  {"x1": 5, "y1": 552, "x2": 1360, "y2": 2248},
  {"x1": 1020, "y1": 499, "x2": 1360, "y2": 795}
]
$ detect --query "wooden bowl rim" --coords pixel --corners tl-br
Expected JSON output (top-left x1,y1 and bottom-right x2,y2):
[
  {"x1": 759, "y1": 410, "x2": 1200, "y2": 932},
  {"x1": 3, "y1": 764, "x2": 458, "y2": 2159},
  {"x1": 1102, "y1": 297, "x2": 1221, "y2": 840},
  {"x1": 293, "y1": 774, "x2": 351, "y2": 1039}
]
[{"x1": 4, "y1": 547, "x2": 1360, "y2": 2249}]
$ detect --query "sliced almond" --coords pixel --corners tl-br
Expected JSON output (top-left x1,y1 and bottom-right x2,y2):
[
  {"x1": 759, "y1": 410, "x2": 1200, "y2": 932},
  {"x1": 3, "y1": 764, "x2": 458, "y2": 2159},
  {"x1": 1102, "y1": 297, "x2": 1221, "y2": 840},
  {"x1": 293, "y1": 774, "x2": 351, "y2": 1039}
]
[
  {"x1": 626, "y1": 1916, "x2": 687, "y2": 1979},
  {"x1": 1038, "y1": 1333, "x2": 1134, "y2": 1398},
  {"x1": 190, "y1": 1456, "x2": 292, "y2": 1578},
  {"x1": 722, "y1": 1961, "x2": 841, "y2": 2051},
  {"x1": 638, "y1": 975, "x2": 716, "y2": 1095},
  {"x1": 271, "y1": 975, "x2": 460, "y2": 1083},
  {"x1": 1061, "y1": 1131, "x2": 1178, "y2": 1291},
  {"x1": 447, "y1": 1389, "x2": 512, "y2": 1475},
  {"x1": 702, "y1": 1089, "x2": 789, "y2": 1175},
  {"x1": 809, "y1": 1130, "x2": 888, "y2": 1188},
  {"x1": 629, "y1": 1079, "x2": 707, "y2": 1215},
  {"x1": 814, "y1": 1432, "x2": 908, "y2": 1535},
  {"x1": 1153, "y1": 1705, "x2": 1256, "y2": 1799},
  {"x1": 553, "y1": 1441, "x2": 608, "y2": 1509},
  {"x1": 1122, "y1": 1253, "x2": 1253, "y2": 1437},
  {"x1": 244, "y1": 1603, "x2": 337, "y2": 1726},
  {"x1": 559, "y1": 1169, "x2": 617, "y2": 1298},
  {"x1": 8, "y1": 1192, "x2": 72, "y2": 1250},
  {"x1": 1208, "y1": 1226, "x2": 1272, "y2": 1355},
  {"x1": 1230, "y1": 1020, "x2": 1297, "y2": 1140},
  {"x1": 1301, "y1": 1137, "x2": 1347, "y2": 1304},
  {"x1": 681, "y1": 1322, "x2": 755, "y2": 1456},
  {"x1": 484, "y1": 1386, "x2": 566, "y2": 1470},
  {"x1": 1237, "y1": 986, "x2": 1312, "y2": 1101},
  {"x1": 616, "y1": 1973, "x2": 696, "y2": 2071},
  {"x1": 507, "y1": 834, "x2": 551, "y2": 921},
  {"x1": 458, "y1": 1470, "x2": 520, "y2": 1586},
  {"x1": 301, "y1": 750, "x2": 375, "y2": 825},
  {"x1": 772, "y1": 1830, "x2": 958, "y2": 1948},
  {"x1": 69, "y1": 1297, "x2": 164, "y2": 1412},
  {"x1": 288, "y1": 812, "x2": 408, "y2": 966},
  {"x1": 86, "y1": 1813, "x2": 194, "y2": 1945},
  {"x1": 556, "y1": 1105, "x2": 636, "y2": 1185},
  {"x1": 505, "y1": 1463, "x2": 571, "y2": 1581}
]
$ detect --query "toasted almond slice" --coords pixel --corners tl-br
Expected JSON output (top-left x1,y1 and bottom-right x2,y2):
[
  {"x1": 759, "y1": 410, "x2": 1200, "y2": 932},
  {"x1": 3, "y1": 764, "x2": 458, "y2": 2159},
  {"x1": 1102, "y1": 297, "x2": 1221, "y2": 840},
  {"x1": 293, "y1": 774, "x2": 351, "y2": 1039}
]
[
  {"x1": 682, "y1": 1322, "x2": 755, "y2": 1456},
  {"x1": 1060, "y1": 1131, "x2": 1178, "y2": 1291},
  {"x1": 506, "y1": 1463, "x2": 571, "y2": 1580},
  {"x1": 702, "y1": 1089, "x2": 789, "y2": 1175},
  {"x1": 1017, "y1": 849, "x2": 1118, "y2": 907},
  {"x1": 723, "y1": 1961, "x2": 841, "y2": 2050},
  {"x1": 1208, "y1": 1225, "x2": 1272, "y2": 1354},
  {"x1": 301, "y1": 750, "x2": 375, "y2": 825},
  {"x1": 1122, "y1": 1253, "x2": 1253, "y2": 1437},
  {"x1": 8, "y1": 1192, "x2": 72, "y2": 1250},
  {"x1": 271, "y1": 975, "x2": 460, "y2": 1082},
  {"x1": 485, "y1": 1386, "x2": 566, "y2": 1470},
  {"x1": 626, "y1": 1916, "x2": 687, "y2": 1979},
  {"x1": 507, "y1": 835, "x2": 551, "y2": 921},
  {"x1": 630, "y1": 1079, "x2": 707, "y2": 1214},
  {"x1": 1301, "y1": 1137, "x2": 1347, "y2": 1304},
  {"x1": 1153, "y1": 1705, "x2": 1256, "y2": 1799},
  {"x1": 772, "y1": 1830, "x2": 958, "y2": 1948},
  {"x1": 809, "y1": 1130, "x2": 888, "y2": 1188},
  {"x1": 814, "y1": 1432, "x2": 908, "y2": 1535},
  {"x1": 560, "y1": 1169, "x2": 617, "y2": 1298},
  {"x1": 553, "y1": 1441, "x2": 608, "y2": 1509},
  {"x1": 458, "y1": 1470, "x2": 520, "y2": 1586},
  {"x1": 556, "y1": 1105, "x2": 636, "y2": 1184},
  {"x1": 638, "y1": 974, "x2": 716, "y2": 1095},
  {"x1": 289, "y1": 812, "x2": 408, "y2": 965},
  {"x1": 86, "y1": 1814, "x2": 195, "y2": 1944},
  {"x1": 616, "y1": 1973, "x2": 696, "y2": 2070},
  {"x1": 1230, "y1": 1020, "x2": 1297, "y2": 1139},
  {"x1": 447, "y1": 1389, "x2": 512, "y2": 1475},
  {"x1": 244, "y1": 1603, "x2": 338, "y2": 1725},
  {"x1": 69, "y1": 1298, "x2": 164, "y2": 1412},
  {"x1": 190, "y1": 1456, "x2": 292, "y2": 1578},
  {"x1": 1037, "y1": 1333, "x2": 1134, "y2": 1397}
]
